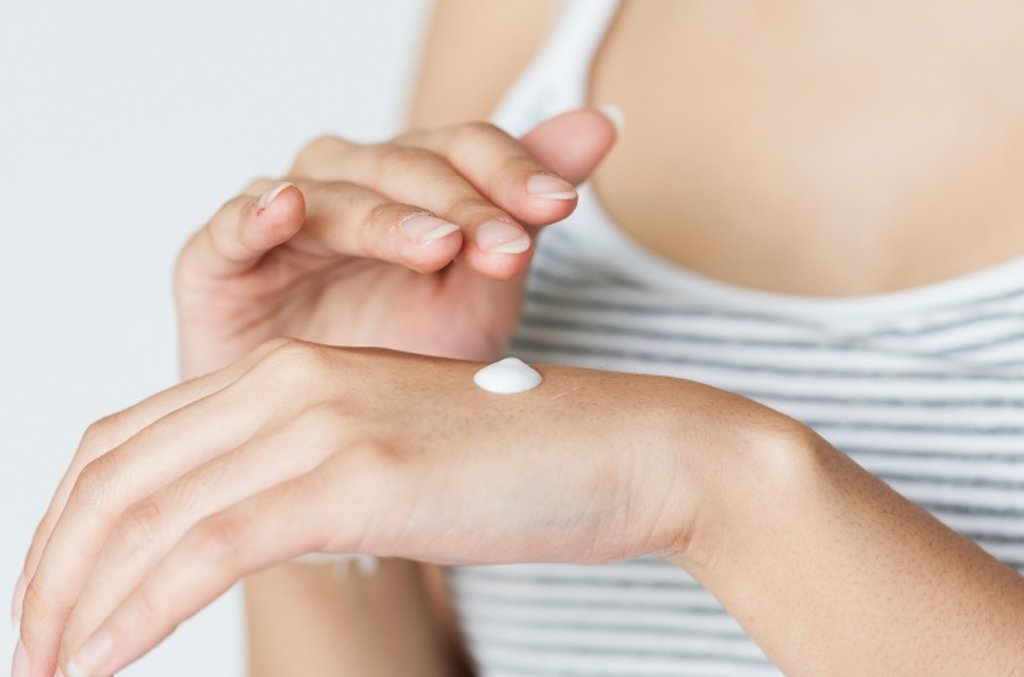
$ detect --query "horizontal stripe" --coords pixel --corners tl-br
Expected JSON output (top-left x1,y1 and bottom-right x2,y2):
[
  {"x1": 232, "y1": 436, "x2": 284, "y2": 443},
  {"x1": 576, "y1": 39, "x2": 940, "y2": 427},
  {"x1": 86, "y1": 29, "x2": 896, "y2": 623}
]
[
  {"x1": 918, "y1": 500, "x2": 1024, "y2": 519},
  {"x1": 866, "y1": 310, "x2": 1024, "y2": 340},
  {"x1": 526, "y1": 285, "x2": 804, "y2": 324},
  {"x1": 520, "y1": 314, "x2": 861, "y2": 352},
  {"x1": 480, "y1": 652, "x2": 779, "y2": 677},
  {"x1": 455, "y1": 599, "x2": 748, "y2": 639},
  {"x1": 452, "y1": 587, "x2": 733, "y2": 616},
  {"x1": 457, "y1": 568, "x2": 704, "y2": 591},
  {"x1": 520, "y1": 313, "x2": 1024, "y2": 366},
  {"x1": 800, "y1": 419, "x2": 1022, "y2": 437},
  {"x1": 465, "y1": 634, "x2": 772, "y2": 666},
  {"x1": 511, "y1": 337, "x2": 1023, "y2": 381},
  {"x1": 878, "y1": 470, "x2": 1024, "y2": 491},
  {"x1": 845, "y1": 446, "x2": 1024, "y2": 464},
  {"x1": 931, "y1": 329, "x2": 1024, "y2": 356}
]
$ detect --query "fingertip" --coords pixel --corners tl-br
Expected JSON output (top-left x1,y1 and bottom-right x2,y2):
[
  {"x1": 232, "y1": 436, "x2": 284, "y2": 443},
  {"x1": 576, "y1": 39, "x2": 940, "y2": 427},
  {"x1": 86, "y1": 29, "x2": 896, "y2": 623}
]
[
  {"x1": 520, "y1": 108, "x2": 618, "y2": 185},
  {"x1": 396, "y1": 214, "x2": 464, "y2": 273},
  {"x1": 462, "y1": 246, "x2": 533, "y2": 282},
  {"x1": 246, "y1": 183, "x2": 305, "y2": 250},
  {"x1": 515, "y1": 173, "x2": 580, "y2": 227},
  {"x1": 403, "y1": 228, "x2": 464, "y2": 274}
]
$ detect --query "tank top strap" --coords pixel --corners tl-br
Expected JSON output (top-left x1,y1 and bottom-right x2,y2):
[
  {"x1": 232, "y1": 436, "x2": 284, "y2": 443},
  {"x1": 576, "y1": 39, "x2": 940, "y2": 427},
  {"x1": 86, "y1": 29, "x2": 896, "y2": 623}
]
[{"x1": 489, "y1": 0, "x2": 621, "y2": 136}]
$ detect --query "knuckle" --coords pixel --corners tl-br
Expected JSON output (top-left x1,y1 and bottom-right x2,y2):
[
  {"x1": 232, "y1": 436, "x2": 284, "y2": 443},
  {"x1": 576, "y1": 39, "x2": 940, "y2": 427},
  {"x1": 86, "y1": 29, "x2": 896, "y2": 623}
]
[
  {"x1": 252, "y1": 336, "x2": 297, "y2": 360},
  {"x1": 25, "y1": 513, "x2": 57, "y2": 564},
  {"x1": 365, "y1": 201, "x2": 408, "y2": 232},
  {"x1": 292, "y1": 134, "x2": 345, "y2": 175},
  {"x1": 376, "y1": 145, "x2": 440, "y2": 177},
  {"x1": 295, "y1": 402, "x2": 350, "y2": 432},
  {"x1": 80, "y1": 414, "x2": 120, "y2": 456},
  {"x1": 123, "y1": 585, "x2": 163, "y2": 633},
  {"x1": 254, "y1": 339, "x2": 331, "y2": 383},
  {"x1": 110, "y1": 497, "x2": 165, "y2": 553},
  {"x1": 187, "y1": 514, "x2": 250, "y2": 563},
  {"x1": 20, "y1": 580, "x2": 63, "y2": 639},
  {"x1": 70, "y1": 453, "x2": 119, "y2": 514},
  {"x1": 448, "y1": 120, "x2": 502, "y2": 149},
  {"x1": 318, "y1": 179, "x2": 365, "y2": 210}
]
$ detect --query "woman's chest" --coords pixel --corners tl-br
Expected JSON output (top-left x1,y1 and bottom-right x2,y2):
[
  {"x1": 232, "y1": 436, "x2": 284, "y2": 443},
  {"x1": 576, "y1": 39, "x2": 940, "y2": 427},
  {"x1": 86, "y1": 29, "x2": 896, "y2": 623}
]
[{"x1": 587, "y1": 0, "x2": 1024, "y2": 296}]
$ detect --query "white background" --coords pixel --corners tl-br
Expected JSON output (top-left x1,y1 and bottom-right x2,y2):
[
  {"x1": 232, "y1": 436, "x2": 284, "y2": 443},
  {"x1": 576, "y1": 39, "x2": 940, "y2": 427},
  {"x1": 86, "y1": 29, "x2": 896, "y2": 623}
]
[{"x1": 0, "y1": 1, "x2": 432, "y2": 673}]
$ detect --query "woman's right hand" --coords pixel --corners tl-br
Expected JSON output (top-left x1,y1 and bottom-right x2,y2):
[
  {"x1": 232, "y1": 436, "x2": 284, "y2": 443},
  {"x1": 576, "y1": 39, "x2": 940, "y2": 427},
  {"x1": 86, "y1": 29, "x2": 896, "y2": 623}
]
[{"x1": 174, "y1": 108, "x2": 618, "y2": 378}]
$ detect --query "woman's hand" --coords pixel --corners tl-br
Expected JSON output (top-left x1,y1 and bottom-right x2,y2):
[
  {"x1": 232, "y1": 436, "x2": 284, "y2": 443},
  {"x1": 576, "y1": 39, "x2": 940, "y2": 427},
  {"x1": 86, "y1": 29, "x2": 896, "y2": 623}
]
[
  {"x1": 14, "y1": 339, "x2": 788, "y2": 677},
  {"x1": 174, "y1": 108, "x2": 617, "y2": 378}
]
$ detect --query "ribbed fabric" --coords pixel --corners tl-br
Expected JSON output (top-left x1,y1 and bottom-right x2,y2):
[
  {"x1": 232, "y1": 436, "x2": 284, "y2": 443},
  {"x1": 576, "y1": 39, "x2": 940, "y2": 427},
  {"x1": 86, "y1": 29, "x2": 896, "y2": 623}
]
[{"x1": 447, "y1": 1, "x2": 1024, "y2": 674}]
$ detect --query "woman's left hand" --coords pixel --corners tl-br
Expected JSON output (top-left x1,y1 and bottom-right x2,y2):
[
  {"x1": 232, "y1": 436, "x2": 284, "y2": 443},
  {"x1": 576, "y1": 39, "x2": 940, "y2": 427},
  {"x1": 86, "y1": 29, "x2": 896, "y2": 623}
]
[{"x1": 15, "y1": 339, "x2": 792, "y2": 677}]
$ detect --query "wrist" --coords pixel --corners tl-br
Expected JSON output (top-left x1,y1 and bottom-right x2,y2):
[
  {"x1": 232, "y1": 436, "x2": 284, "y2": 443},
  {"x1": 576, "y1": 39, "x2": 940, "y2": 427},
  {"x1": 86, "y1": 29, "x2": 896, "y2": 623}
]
[{"x1": 660, "y1": 402, "x2": 826, "y2": 573}]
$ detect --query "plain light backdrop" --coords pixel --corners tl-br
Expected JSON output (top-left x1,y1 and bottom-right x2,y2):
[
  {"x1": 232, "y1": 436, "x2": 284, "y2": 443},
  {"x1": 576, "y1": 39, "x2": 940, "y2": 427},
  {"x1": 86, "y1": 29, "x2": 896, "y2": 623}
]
[{"x1": 0, "y1": 1, "x2": 433, "y2": 673}]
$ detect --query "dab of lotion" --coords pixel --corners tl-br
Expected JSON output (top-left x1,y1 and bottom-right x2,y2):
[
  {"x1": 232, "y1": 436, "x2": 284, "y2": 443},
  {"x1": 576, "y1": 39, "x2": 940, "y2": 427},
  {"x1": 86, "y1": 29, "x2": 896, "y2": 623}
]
[{"x1": 473, "y1": 357, "x2": 543, "y2": 394}]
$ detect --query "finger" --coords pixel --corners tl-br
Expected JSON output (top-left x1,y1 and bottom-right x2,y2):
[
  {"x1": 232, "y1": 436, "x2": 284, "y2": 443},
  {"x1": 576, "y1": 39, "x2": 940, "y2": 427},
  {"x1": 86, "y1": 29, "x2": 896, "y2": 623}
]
[
  {"x1": 243, "y1": 179, "x2": 464, "y2": 275},
  {"x1": 17, "y1": 339, "x2": 308, "y2": 675},
  {"x1": 441, "y1": 107, "x2": 619, "y2": 301},
  {"x1": 178, "y1": 181, "x2": 306, "y2": 280},
  {"x1": 399, "y1": 121, "x2": 581, "y2": 228},
  {"x1": 13, "y1": 337, "x2": 290, "y2": 620},
  {"x1": 59, "y1": 408, "x2": 347, "y2": 663},
  {"x1": 61, "y1": 449, "x2": 366, "y2": 677},
  {"x1": 518, "y1": 106, "x2": 620, "y2": 186},
  {"x1": 396, "y1": 107, "x2": 618, "y2": 230},
  {"x1": 333, "y1": 144, "x2": 537, "y2": 281}
]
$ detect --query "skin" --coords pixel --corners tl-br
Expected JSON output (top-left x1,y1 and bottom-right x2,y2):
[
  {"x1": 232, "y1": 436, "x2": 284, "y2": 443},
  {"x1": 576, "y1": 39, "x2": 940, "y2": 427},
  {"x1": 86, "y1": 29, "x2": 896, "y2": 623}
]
[{"x1": 12, "y1": 0, "x2": 1024, "y2": 674}]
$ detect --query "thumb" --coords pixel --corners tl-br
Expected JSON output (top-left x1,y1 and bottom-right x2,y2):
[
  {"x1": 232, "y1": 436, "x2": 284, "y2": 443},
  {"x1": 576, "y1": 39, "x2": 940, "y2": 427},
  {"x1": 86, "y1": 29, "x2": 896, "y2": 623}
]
[{"x1": 519, "y1": 106, "x2": 621, "y2": 186}]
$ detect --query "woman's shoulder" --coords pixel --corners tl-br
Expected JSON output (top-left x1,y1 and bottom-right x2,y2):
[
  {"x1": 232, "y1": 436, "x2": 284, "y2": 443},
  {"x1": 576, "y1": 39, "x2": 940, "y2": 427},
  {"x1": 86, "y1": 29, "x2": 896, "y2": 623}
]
[{"x1": 407, "y1": 0, "x2": 562, "y2": 129}]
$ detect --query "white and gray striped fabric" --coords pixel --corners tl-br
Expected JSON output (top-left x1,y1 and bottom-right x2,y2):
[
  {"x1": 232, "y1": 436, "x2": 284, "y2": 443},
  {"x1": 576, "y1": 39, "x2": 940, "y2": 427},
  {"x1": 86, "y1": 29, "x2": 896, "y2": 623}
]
[{"x1": 446, "y1": 0, "x2": 1024, "y2": 674}]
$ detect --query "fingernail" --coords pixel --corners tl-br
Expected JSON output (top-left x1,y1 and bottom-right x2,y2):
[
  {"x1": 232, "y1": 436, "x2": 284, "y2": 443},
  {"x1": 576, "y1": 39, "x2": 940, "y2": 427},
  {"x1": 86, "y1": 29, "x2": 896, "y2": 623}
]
[
  {"x1": 597, "y1": 104, "x2": 625, "y2": 134},
  {"x1": 11, "y1": 640, "x2": 29, "y2": 677},
  {"x1": 355, "y1": 555, "x2": 379, "y2": 576},
  {"x1": 255, "y1": 181, "x2": 293, "y2": 211},
  {"x1": 67, "y1": 630, "x2": 113, "y2": 677},
  {"x1": 476, "y1": 220, "x2": 531, "y2": 254},
  {"x1": 10, "y1": 573, "x2": 25, "y2": 629},
  {"x1": 526, "y1": 174, "x2": 577, "y2": 200},
  {"x1": 56, "y1": 668, "x2": 66, "y2": 677},
  {"x1": 399, "y1": 213, "x2": 460, "y2": 243}
]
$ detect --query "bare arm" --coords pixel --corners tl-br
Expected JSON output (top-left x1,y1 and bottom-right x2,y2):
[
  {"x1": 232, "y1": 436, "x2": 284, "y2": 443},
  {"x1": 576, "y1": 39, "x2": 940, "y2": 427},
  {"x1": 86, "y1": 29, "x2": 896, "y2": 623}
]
[
  {"x1": 242, "y1": 2, "x2": 560, "y2": 675},
  {"x1": 668, "y1": 427, "x2": 1024, "y2": 674}
]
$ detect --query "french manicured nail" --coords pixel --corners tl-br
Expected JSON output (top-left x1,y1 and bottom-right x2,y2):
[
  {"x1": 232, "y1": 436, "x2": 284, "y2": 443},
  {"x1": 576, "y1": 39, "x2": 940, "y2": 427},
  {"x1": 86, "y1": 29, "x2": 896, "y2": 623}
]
[
  {"x1": 67, "y1": 630, "x2": 113, "y2": 677},
  {"x1": 10, "y1": 572, "x2": 25, "y2": 629},
  {"x1": 11, "y1": 640, "x2": 29, "y2": 677},
  {"x1": 256, "y1": 181, "x2": 293, "y2": 211},
  {"x1": 476, "y1": 220, "x2": 531, "y2": 254},
  {"x1": 399, "y1": 213, "x2": 460, "y2": 243},
  {"x1": 526, "y1": 174, "x2": 577, "y2": 200},
  {"x1": 597, "y1": 103, "x2": 625, "y2": 134}
]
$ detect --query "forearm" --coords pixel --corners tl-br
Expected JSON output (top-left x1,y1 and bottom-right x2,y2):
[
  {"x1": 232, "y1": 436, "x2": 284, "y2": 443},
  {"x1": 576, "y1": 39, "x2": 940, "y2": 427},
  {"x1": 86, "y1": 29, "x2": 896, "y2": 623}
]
[
  {"x1": 245, "y1": 559, "x2": 459, "y2": 677},
  {"x1": 670, "y1": 423, "x2": 1024, "y2": 674}
]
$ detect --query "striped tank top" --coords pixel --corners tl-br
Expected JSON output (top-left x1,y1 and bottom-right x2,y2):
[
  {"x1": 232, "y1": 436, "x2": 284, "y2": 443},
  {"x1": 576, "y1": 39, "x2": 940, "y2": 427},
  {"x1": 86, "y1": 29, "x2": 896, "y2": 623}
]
[{"x1": 445, "y1": 1, "x2": 1024, "y2": 674}]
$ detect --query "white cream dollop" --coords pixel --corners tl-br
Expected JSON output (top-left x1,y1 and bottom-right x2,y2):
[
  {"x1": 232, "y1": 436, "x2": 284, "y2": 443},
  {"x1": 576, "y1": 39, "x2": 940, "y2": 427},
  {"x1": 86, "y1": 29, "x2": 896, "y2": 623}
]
[{"x1": 473, "y1": 357, "x2": 543, "y2": 394}]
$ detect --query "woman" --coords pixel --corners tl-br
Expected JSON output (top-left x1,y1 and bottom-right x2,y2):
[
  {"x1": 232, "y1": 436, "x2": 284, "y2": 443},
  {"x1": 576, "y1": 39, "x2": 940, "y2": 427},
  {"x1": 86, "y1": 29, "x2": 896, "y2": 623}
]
[{"x1": 11, "y1": 0, "x2": 1024, "y2": 674}]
